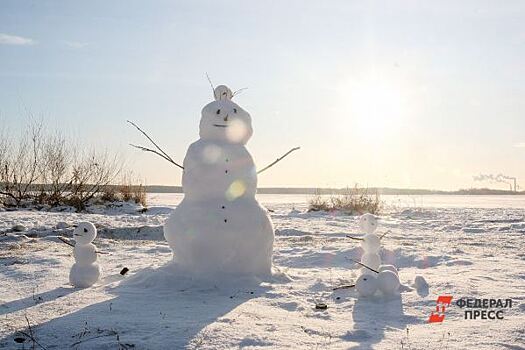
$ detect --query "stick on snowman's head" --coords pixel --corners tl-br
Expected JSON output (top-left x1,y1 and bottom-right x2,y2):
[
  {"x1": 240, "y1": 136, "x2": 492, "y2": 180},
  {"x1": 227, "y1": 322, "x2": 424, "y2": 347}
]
[{"x1": 199, "y1": 85, "x2": 253, "y2": 145}]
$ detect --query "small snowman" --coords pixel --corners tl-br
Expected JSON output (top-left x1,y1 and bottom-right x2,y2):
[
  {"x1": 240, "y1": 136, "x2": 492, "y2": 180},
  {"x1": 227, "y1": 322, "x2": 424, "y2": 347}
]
[
  {"x1": 69, "y1": 222, "x2": 100, "y2": 288},
  {"x1": 351, "y1": 214, "x2": 401, "y2": 297}
]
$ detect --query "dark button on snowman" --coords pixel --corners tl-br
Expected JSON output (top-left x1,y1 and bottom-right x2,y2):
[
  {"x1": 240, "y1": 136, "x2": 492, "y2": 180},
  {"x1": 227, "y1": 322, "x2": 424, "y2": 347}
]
[{"x1": 164, "y1": 85, "x2": 274, "y2": 278}]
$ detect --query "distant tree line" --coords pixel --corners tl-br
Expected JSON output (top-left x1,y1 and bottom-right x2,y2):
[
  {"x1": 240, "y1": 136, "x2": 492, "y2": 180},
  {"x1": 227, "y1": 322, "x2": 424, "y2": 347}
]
[{"x1": 0, "y1": 120, "x2": 145, "y2": 211}]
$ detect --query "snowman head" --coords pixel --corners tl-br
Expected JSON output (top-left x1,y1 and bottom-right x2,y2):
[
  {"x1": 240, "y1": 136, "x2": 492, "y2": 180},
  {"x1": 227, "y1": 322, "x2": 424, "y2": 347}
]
[
  {"x1": 73, "y1": 222, "x2": 97, "y2": 245},
  {"x1": 359, "y1": 213, "x2": 378, "y2": 234},
  {"x1": 199, "y1": 85, "x2": 253, "y2": 144},
  {"x1": 355, "y1": 274, "x2": 378, "y2": 297}
]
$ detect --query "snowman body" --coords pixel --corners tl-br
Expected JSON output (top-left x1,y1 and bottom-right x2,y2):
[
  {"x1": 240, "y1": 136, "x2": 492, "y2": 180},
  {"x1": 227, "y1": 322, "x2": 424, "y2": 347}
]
[
  {"x1": 69, "y1": 222, "x2": 100, "y2": 288},
  {"x1": 360, "y1": 214, "x2": 382, "y2": 271},
  {"x1": 164, "y1": 85, "x2": 274, "y2": 278}
]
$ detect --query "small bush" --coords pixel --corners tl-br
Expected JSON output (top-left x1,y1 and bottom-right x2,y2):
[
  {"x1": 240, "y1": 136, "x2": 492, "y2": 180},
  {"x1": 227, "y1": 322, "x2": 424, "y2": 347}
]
[
  {"x1": 115, "y1": 172, "x2": 147, "y2": 206},
  {"x1": 117, "y1": 183, "x2": 147, "y2": 206},
  {"x1": 308, "y1": 186, "x2": 382, "y2": 215}
]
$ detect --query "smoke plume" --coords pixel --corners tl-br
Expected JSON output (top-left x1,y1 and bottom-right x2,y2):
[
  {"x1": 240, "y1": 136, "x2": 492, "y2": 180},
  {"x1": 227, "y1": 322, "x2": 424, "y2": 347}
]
[{"x1": 473, "y1": 173, "x2": 517, "y2": 191}]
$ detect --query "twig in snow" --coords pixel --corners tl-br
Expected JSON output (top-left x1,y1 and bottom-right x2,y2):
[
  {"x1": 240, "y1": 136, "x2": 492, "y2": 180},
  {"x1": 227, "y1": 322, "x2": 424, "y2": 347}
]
[
  {"x1": 70, "y1": 329, "x2": 118, "y2": 347},
  {"x1": 127, "y1": 120, "x2": 183, "y2": 170},
  {"x1": 15, "y1": 314, "x2": 48, "y2": 350},
  {"x1": 345, "y1": 235, "x2": 364, "y2": 241},
  {"x1": 257, "y1": 147, "x2": 300, "y2": 174}
]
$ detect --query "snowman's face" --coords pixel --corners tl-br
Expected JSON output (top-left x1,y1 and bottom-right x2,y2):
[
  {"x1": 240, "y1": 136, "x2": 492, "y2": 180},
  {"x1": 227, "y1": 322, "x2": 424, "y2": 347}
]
[
  {"x1": 73, "y1": 222, "x2": 97, "y2": 245},
  {"x1": 359, "y1": 213, "x2": 378, "y2": 234},
  {"x1": 355, "y1": 273, "x2": 378, "y2": 297},
  {"x1": 200, "y1": 99, "x2": 253, "y2": 144}
]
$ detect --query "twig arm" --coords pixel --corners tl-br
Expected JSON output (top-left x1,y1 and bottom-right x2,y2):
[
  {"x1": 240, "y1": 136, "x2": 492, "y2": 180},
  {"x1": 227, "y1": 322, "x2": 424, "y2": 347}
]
[
  {"x1": 58, "y1": 236, "x2": 75, "y2": 247},
  {"x1": 257, "y1": 147, "x2": 300, "y2": 174},
  {"x1": 129, "y1": 144, "x2": 184, "y2": 170},
  {"x1": 346, "y1": 235, "x2": 364, "y2": 241},
  {"x1": 58, "y1": 236, "x2": 109, "y2": 255},
  {"x1": 333, "y1": 284, "x2": 356, "y2": 291},
  {"x1": 349, "y1": 258, "x2": 379, "y2": 274},
  {"x1": 127, "y1": 120, "x2": 184, "y2": 170},
  {"x1": 380, "y1": 230, "x2": 391, "y2": 240}
]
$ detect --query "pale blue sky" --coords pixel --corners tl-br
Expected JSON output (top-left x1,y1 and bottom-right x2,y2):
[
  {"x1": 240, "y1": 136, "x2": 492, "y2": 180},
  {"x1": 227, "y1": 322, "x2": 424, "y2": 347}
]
[{"x1": 1, "y1": 1, "x2": 524, "y2": 190}]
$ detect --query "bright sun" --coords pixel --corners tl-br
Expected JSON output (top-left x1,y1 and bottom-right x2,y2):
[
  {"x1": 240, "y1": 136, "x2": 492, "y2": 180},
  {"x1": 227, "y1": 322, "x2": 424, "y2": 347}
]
[{"x1": 346, "y1": 78, "x2": 406, "y2": 139}]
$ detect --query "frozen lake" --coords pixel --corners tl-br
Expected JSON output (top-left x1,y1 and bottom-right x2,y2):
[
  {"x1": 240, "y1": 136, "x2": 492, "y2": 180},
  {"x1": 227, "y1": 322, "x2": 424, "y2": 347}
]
[{"x1": 147, "y1": 193, "x2": 525, "y2": 209}]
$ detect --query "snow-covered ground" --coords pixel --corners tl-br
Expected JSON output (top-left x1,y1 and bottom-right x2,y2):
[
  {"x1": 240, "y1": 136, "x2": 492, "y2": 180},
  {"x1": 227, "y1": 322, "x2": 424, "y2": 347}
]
[{"x1": 1, "y1": 194, "x2": 524, "y2": 349}]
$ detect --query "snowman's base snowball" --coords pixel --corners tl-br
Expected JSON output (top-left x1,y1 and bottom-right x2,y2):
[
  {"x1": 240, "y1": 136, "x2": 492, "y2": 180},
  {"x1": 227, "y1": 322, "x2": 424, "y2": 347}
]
[
  {"x1": 69, "y1": 263, "x2": 100, "y2": 288},
  {"x1": 164, "y1": 197, "x2": 274, "y2": 278},
  {"x1": 120, "y1": 262, "x2": 286, "y2": 291}
]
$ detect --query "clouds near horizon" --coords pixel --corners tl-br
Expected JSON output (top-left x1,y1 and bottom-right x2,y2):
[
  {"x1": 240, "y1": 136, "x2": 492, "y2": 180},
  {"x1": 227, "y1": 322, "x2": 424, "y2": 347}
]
[{"x1": 0, "y1": 33, "x2": 35, "y2": 46}]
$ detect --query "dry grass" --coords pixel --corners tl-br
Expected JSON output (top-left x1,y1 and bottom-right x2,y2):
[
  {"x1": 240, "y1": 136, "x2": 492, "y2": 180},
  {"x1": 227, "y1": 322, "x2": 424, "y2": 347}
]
[
  {"x1": 308, "y1": 186, "x2": 382, "y2": 215},
  {"x1": 100, "y1": 172, "x2": 147, "y2": 207}
]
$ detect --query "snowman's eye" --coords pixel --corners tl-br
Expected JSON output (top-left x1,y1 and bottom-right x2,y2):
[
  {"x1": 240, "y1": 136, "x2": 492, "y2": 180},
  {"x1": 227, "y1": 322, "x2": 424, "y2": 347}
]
[
  {"x1": 83, "y1": 228, "x2": 88, "y2": 233},
  {"x1": 216, "y1": 109, "x2": 221, "y2": 115},
  {"x1": 233, "y1": 108, "x2": 237, "y2": 113}
]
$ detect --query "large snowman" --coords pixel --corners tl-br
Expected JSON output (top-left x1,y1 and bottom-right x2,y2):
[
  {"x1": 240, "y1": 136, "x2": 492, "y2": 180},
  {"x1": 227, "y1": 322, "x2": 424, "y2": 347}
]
[{"x1": 164, "y1": 85, "x2": 274, "y2": 278}]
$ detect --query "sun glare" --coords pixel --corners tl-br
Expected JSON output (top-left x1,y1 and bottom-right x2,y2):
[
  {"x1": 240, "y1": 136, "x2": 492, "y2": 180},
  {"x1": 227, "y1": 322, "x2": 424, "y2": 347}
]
[{"x1": 345, "y1": 79, "x2": 406, "y2": 140}]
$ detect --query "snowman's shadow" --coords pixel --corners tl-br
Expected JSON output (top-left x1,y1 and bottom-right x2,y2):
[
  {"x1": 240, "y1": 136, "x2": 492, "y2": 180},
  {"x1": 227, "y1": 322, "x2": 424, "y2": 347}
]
[
  {"x1": 0, "y1": 287, "x2": 77, "y2": 316},
  {"x1": 343, "y1": 295, "x2": 420, "y2": 349},
  {"x1": 0, "y1": 264, "x2": 274, "y2": 349}
]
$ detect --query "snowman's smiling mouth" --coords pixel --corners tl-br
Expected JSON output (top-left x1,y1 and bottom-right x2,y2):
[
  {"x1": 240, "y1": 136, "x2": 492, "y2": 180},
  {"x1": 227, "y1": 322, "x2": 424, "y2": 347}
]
[{"x1": 213, "y1": 124, "x2": 228, "y2": 128}]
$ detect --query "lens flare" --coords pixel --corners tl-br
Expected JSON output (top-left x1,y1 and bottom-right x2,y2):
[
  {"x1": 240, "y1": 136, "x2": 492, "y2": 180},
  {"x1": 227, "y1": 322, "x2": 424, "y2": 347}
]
[
  {"x1": 202, "y1": 144, "x2": 222, "y2": 164},
  {"x1": 226, "y1": 119, "x2": 248, "y2": 143},
  {"x1": 226, "y1": 180, "x2": 246, "y2": 201}
]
